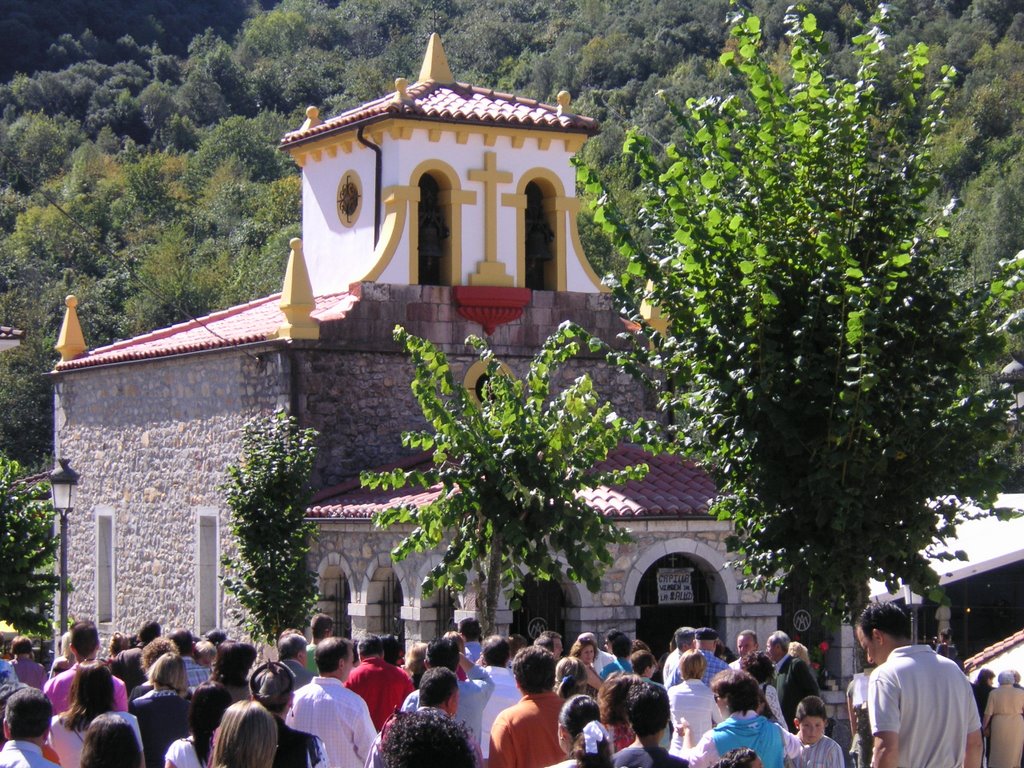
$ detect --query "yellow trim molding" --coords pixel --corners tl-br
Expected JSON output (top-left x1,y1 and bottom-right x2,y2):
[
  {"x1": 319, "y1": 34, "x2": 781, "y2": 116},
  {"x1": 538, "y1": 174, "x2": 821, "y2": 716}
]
[{"x1": 468, "y1": 151, "x2": 514, "y2": 287}]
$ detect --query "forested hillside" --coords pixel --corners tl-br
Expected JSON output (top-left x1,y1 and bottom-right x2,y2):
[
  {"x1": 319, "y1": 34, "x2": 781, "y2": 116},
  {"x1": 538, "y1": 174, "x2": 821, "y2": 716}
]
[{"x1": 1, "y1": 0, "x2": 1023, "y2": 469}]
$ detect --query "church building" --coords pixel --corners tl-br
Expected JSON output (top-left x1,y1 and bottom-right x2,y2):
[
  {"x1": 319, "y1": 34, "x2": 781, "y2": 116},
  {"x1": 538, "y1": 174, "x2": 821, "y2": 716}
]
[{"x1": 50, "y1": 36, "x2": 782, "y2": 651}]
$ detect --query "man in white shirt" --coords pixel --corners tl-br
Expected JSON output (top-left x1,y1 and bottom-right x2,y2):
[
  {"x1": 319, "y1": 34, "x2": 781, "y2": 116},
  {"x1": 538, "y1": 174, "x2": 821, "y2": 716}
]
[
  {"x1": 287, "y1": 637, "x2": 376, "y2": 768},
  {"x1": 479, "y1": 636, "x2": 521, "y2": 760},
  {"x1": 1, "y1": 688, "x2": 60, "y2": 768},
  {"x1": 856, "y1": 602, "x2": 981, "y2": 768},
  {"x1": 400, "y1": 637, "x2": 494, "y2": 749}
]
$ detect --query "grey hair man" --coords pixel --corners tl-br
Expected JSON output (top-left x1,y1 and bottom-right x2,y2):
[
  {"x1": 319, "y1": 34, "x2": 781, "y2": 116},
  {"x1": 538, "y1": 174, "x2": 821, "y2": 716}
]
[
  {"x1": 767, "y1": 630, "x2": 819, "y2": 731},
  {"x1": 661, "y1": 627, "x2": 695, "y2": 686},
  {"x1": 278, "y1": 632, "x2": 314, "y2": 689}
]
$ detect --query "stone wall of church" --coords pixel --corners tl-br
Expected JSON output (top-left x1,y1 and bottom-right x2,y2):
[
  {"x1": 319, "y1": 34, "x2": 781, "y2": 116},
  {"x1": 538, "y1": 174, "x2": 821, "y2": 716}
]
[
  {"x1": 297, "y1": 282, "x2": 660, "y2": 489},
  {"x1": 53, "y1": 348, "x2": 291, "y2": 638}
]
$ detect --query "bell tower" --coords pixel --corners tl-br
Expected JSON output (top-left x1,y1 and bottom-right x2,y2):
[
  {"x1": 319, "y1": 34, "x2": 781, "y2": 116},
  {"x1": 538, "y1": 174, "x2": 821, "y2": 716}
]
[{"x1": 280, "y1": 34, "x2": 604, "y2": 296}]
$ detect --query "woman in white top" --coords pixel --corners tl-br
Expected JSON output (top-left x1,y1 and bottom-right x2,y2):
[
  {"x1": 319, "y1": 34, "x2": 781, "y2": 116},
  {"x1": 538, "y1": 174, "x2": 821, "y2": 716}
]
[
  {"x1": 668, "y1": 650, "x2": 722, "y2": 755},
  {"x1": 164, "y1": 681, "x2": 234, "y2": 768},
  {"x1": 48, "y1": 662, "x2": 143, "y2": 768}
]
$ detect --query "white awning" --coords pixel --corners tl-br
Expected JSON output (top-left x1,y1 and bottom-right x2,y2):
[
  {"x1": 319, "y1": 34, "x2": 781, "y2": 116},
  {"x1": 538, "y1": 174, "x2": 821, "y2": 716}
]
[{"x1": 870, "y1": 494, "x2": 1024, "y2": 600}]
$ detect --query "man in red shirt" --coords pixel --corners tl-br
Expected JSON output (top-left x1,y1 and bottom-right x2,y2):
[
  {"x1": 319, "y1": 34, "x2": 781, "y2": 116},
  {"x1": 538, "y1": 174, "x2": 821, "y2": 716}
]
[
  {"x1": 345, "y1": 634, "x2": 413, "y2": 731},
  {"x1": 488, "y1": 646, "x2": 564, "y2": 768}
]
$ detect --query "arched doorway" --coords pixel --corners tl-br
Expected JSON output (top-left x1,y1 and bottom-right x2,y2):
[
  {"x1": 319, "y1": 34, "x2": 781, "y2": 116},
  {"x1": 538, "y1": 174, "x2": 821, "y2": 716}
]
[
  {"x1": 510, "y1": 576, "x2": 565, "y2": 641},
  {"x1": 634, "y1": 553, "x2": 714, "y2": 653},
  {"x1": 318, "y1": 565, "x2": 351, "y2": 639}
]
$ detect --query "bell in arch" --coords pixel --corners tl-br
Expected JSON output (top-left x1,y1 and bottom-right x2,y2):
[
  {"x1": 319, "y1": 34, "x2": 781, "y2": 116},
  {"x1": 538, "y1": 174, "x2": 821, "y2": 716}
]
[
  {"x1": 524, "y1": 182, "x2": 554, "y2": 290},
  {"x1": 418, "y1": 174, "x2": 449, "y2": 286}
]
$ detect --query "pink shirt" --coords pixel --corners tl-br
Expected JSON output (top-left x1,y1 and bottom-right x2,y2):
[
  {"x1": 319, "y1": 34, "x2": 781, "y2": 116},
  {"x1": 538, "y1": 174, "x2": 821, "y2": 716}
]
[{"x1": 43, "y1": 663, "x2": 129, "y2": 715}]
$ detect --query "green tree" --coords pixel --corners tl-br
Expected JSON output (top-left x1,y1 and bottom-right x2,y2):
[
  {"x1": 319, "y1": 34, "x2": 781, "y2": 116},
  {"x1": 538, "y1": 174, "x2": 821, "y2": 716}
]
[
  {"x1": 220, "y1": 409, "x2": 319, "y2": 644},
  {"x1": 362, "y1": 322, "x2": 654, "y2": 634},
  {"x1": 593, "y1": 8, "x2": 1021, "y2": 620},
  {"x1": 0, "y1": 454, "x2": 58, "y2": 634}
]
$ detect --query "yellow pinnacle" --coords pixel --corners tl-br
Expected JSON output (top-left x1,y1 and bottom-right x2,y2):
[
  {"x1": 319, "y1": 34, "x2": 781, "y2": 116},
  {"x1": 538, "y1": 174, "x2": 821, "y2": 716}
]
[
  {"x1": 418, "y1": 33, "x2": 455, "y2": 85},
  {"x1": 55, "y1": 295, "x2": 87, "y2": 362},
  {"x1": 301, "y1": 106, "x2": 322, "y2": 132},
  {"x1": 276, "y1": 238, "x2": 319, "y2": 341}
]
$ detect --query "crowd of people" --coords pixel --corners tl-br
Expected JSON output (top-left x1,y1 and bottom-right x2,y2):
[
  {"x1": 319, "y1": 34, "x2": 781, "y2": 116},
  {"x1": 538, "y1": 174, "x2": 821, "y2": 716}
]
[{"x1": 0, "y1": 602, "x2": 1013, "y2": 768}]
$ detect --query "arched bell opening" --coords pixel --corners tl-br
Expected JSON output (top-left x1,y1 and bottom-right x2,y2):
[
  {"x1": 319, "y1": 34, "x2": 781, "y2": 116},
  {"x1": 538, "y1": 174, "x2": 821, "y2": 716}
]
[{"x1": 416, "y1": 173, "x2": 452, "y2": 286}]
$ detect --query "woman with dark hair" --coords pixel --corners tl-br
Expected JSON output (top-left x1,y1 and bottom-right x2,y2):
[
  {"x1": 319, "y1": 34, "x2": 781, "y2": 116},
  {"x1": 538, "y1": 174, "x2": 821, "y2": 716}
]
[
  {"x1": 210, "y1": 641, "x2": 257, "y2": 703},
  {"x1": 380, "y1": 707, "x2": 476, "y2": 768},
  {"x1": 130, "y1": 654, "x2": 190, "y2": 768},
  {"x1": 597, "y1": 674, "x2": 636, "y2": 752},
  {"x1": 48, "y1": 662, "x2": 143, "y2": 768},
  {"x1": 546, "y1": 694, "x2": 613, "y2": 768},
  {"x1": 738, "y1": 651, "x2": 784, "y2": 724},
  {"x1": 677, "y1": 670, "x2": 801, "y2": 768},
  {"x1": 80, "y1": 712, "x2": 144, "y2": 768},
  {"x1": 164, "y1": 681, "x2": 233, "y2": 768}
]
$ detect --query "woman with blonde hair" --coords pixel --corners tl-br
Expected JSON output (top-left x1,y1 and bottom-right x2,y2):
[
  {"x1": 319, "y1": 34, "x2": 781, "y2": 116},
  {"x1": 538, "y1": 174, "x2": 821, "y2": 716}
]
[
  {"x1": 404, "y1": 642, "x2": 428, "y2": 689},
  {"x1": 668, "y1": 649, "x2": 721, "y2": 756},
  {"x1": 130, "y1": 653, "x2": 190, "y2": 768},
  {"x1": 208, "y1": 701, "x2": 278, "y2": 768},
  {"x1": 786, "y1": 642, "x2": 810, "y2": 667},
  {"x1": 556, "y1": 657, "x2": 594, "y2": 699}
]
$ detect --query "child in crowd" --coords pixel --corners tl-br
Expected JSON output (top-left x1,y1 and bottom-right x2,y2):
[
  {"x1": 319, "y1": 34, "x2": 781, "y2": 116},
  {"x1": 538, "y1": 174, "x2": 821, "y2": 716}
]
[{"x1": 793, "y1": 696, "x2": 844, "y2": 768}]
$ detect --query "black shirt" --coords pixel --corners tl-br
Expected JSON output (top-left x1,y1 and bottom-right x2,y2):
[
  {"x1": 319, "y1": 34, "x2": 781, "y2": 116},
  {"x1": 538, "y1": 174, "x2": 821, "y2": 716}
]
[{"x1": 613, "y1": 745, "x2": 689, "y2": 768}]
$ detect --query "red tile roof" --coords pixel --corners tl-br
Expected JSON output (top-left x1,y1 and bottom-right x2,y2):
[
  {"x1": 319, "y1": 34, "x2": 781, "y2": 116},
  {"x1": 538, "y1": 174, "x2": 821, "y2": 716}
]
[
  {"x1": 0, "y1": 325, "x2": 24, "y2": 341},
  {"x1": 307, "y1": 444, "x2": 717, "y2": 520},
  {"x1": 964, "y1": 627, "x2": 1024, "y2": 672},
  {"x1": 281, "y1": 81, "x2": 599, "y2": 148},
  {"x1": 54, "y1": 292, "x2": 359, "y2": 371}
]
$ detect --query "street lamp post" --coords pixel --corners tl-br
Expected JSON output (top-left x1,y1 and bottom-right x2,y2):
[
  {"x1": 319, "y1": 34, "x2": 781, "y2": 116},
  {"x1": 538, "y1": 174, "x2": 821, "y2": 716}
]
[{"x1": 49, "y1": 458, "x2": 79, "y2": 636}]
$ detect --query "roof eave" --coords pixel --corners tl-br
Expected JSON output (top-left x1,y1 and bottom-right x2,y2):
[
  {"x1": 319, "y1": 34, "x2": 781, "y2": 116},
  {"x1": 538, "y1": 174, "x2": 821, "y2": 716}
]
[{"x1": 280, "y1": 112, "x2": 600, "y2": 152}]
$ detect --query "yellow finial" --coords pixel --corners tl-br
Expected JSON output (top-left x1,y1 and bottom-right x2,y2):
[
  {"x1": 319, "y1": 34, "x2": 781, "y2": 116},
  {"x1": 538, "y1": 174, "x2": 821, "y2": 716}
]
[
  {"x1": 639, "y1": 281, "x2": 669, "y2": 334},
  {"x1": 418, "y1": 33, "x2": 455, "y2": 85},
  {"x1": 55, "y1": 295, "x2": 87, "y2": 362},
  {"x1": 300, "y1": 106, "x2": 322, "y2": 132},
  {"x1": 275, "y1": 238, "x2": 319, "y2": 341},
  {"x1": 392, "y1": 77, "x2": 410, "y2": 104},
  {"x1": 556, "y1": 91, "x2": 572, "y2": 115}
]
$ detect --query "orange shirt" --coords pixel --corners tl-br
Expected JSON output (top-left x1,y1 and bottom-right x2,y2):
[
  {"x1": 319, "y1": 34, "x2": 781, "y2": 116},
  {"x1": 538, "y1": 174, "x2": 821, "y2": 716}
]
[{"x1": 488, "y1": 691, "x2": 564, "y2": 768}]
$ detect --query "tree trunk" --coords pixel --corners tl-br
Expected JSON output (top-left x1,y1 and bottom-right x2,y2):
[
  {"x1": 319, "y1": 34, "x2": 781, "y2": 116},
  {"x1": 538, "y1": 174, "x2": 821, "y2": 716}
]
[{"x1": 479, "y1": 533, "x2": 503, "y2": 635}]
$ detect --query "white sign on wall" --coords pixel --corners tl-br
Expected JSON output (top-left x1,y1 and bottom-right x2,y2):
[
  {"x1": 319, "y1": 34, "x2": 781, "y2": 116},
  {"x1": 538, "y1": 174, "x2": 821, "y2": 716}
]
[{"x1": 658, "y1": 568, "x2": 695, "y2": 604}]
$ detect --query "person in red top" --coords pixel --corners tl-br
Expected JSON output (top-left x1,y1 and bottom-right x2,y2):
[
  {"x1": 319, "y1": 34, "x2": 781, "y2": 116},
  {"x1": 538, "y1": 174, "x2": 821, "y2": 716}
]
[
  {"x1": 345, "y1": 635, "x2": 414, "y2": 731},
  {"x1": 488, "y1": 646, "x2": 565, "y2": 768}
]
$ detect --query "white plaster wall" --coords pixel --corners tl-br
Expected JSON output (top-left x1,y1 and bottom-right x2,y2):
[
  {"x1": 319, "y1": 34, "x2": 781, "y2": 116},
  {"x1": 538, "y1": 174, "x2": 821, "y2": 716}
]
[
  {"x1": 300, "y1": 126, "x2": 600, "y2": 292},
  {"x1": 300, "y1": 144, "x2": 378, "y2": 295}
]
